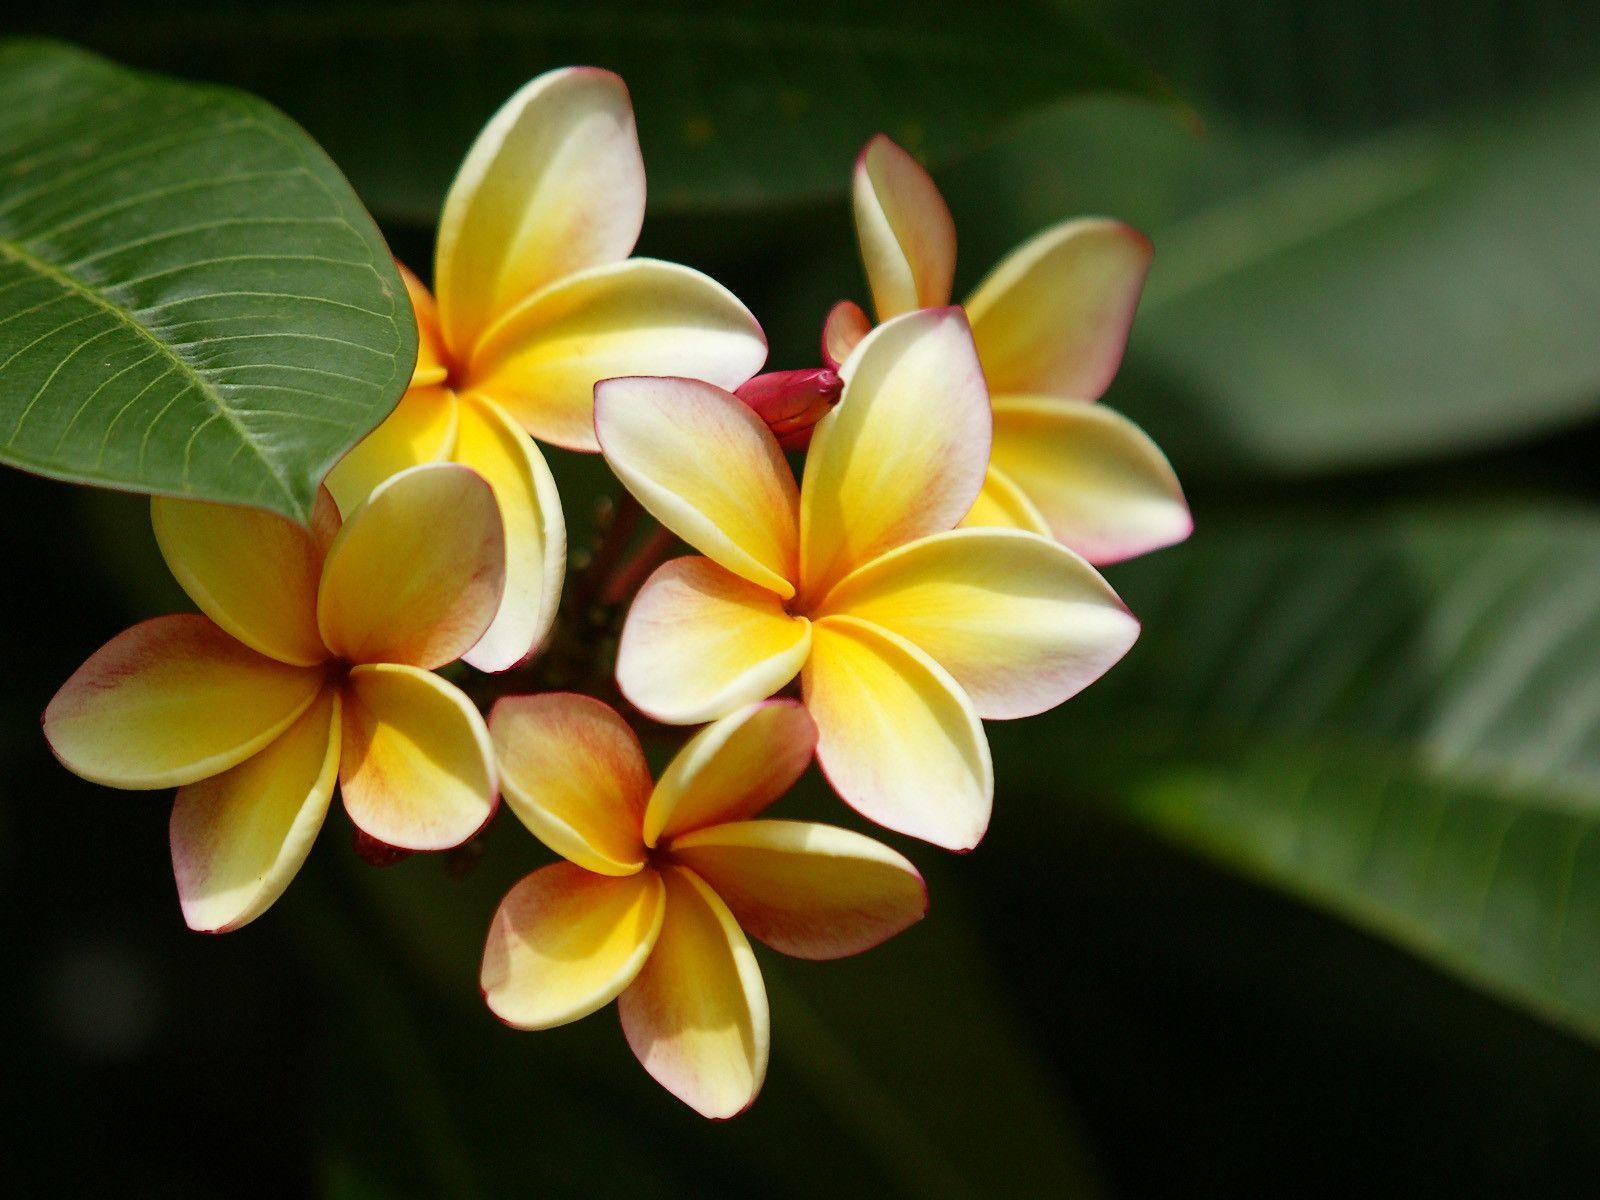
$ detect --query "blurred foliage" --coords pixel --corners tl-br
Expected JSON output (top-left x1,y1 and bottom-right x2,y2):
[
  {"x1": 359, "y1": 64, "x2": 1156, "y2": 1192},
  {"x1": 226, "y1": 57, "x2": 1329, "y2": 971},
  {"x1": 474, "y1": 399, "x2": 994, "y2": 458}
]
[{"x1": 7, "y1": 0, "x2": 1600, "y2": 1197}]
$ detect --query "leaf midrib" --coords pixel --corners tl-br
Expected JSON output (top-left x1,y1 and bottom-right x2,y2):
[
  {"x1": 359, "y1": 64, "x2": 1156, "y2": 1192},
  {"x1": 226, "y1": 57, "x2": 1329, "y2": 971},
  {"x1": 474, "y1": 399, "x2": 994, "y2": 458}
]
[{"x1": 0, "y1": 231, "x2": 300, "y2": 515}]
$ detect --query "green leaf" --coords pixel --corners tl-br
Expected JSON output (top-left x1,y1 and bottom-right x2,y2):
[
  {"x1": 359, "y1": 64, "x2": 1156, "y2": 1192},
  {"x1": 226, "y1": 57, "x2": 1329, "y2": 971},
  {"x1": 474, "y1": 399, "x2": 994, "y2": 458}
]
[
  {"x1": 11, "y1": 2, "x2": 1177, "y2": 224},
  {"x1": 0, "y1": 40, "x2": 413, "y2": 521},
  {"x1": 1000, "y1": 504, "x2": 1600, "y2": 1044}
]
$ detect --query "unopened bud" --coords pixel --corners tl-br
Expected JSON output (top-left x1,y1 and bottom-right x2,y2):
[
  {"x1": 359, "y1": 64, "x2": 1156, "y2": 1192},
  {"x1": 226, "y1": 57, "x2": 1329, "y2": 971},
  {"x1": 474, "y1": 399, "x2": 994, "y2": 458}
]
[
  {"x1": 353, "y1": 827, "x2": 413, "y2": 867},
  {"x1": 734, "y1": 367, "x2": 842, "y2": 450}
]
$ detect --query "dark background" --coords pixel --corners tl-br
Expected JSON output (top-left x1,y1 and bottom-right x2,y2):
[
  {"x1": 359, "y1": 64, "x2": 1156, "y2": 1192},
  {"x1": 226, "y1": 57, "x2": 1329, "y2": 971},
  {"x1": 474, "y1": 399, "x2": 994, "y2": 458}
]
[{"x1": 7, "y1": 1, "x2": 1600, "y2": 1196}]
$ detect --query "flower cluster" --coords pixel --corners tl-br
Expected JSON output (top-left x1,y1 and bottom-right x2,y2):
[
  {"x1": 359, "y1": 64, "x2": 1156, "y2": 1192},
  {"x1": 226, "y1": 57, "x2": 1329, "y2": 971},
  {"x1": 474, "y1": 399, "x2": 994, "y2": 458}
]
[{"x1": 44, "y1": 68, "x2": 1188, "y2": 1117}]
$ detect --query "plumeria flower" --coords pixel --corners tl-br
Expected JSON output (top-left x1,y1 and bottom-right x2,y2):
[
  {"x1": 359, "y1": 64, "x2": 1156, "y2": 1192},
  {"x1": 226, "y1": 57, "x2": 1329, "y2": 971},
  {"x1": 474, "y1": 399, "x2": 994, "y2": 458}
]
[
  {"x1": 823, "y1": 134, "x2": 1191, "y2": 565},
  {"x1": 481, "y1": 694, "x2": 925, "y2": 1118},
  {"x1": 44, "y1": 463, "x2": 505, "y2": 933},
  {"x1": 328, "y1": 67, "x2": 769, "y2": 670},
  {"x1": 595, "y1": 309, "x2": 1140, "y2": 850}
]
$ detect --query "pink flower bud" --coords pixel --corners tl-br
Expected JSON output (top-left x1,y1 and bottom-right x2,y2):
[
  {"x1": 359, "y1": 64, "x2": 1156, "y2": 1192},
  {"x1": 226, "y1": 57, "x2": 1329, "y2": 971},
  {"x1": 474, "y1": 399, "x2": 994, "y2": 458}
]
[{"x1": 734, "y1": 367, "x2": 843, "y2": 450}]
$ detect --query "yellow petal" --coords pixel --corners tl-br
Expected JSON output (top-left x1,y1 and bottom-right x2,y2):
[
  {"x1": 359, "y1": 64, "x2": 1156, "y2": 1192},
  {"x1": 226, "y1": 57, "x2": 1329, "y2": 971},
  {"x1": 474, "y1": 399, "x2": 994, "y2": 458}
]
[
  {"x1": 152, "y1": 491, "x2": 334, "y2": 667},
  {"x1": 668, "y1": 820, "x2": 926, "y2": 960},
  {"x1": 643, "y1": 700, "x2": 817, "y2": 847},
  {"x1": 821, "y1": 298, "x2": 871, "y2": 370},
  {"x1": 489, "y1": 693, "x2": 651, "y2": 876},
  {"x1": 317, "y1": 463, "x2": 504, "y2": 669},
  {"x1": 170, "y1": 687, "x2": 340, "y2": 933},
  {"x1": 482, "y1": 862, "x2": 666, "y2": 1031},
  {"x1": 616, "y1": 557, "x2": 811, "y2": 725},
  {"x1": 324, "y1": 386, "x2": 459, "y2": 518},
  {"x1": 852, "y1": 135, "x2": 956, "y2": 321},
  {"x1": 618, "y1": 866, "x2": 769, "y2": 1119},
  {"x1": 398, "y1": 261, "x2": 450, "y2": 387},
  {"x1": 966, "y1": 218, "x2": 1152, "y2": 400},
  {"x1": 435, "y1": 67, "x2": 644, "y2": 357},
  {"x1": 985, "y1": 396, "x2": 1192, "y2": 565},
  {"x1": 799, "y1": 308, "x2": 990, "y2": 603},
  {"x1": 803, "y1": 616, "x2": 991, "y2": 850},
  {"x1": 465, "y1": 258, "x2": 768, "y2": 452},
  {"x1": 339, "y1": 664, "x2": 496, "y2": 851},
  {"x1": 595, "y1": 375, "x2": 797, "y2": 595},
  {"x1": 961, "y1": 466, "x2": 1052, "y2": 536},
  {"x1": 454, "y1": 395, "x2": 567, "y2": 671},
  {"x1": 45, "y1": 615, "x2": 325, "y2": 789},
  {"x1": 820, "y1": 528, "x2": 1140, "y2": 720}
]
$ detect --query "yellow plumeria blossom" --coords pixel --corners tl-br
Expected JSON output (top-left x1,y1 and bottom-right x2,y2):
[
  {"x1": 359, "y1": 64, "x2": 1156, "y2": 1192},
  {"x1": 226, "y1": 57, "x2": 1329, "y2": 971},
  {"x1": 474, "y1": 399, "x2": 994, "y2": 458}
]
[
  {"x1": 825, "y1": 134, "x2": 1191, "y2": 566},
  {"x1": 327, "y1": 67, "x2": 769, "y2": 671},
  {"x1": 481, "y1": 694, "x2": 925, "y2": 1118},
  {"x1": 595, "y1": 309, "x2": 1140, "y2": 850},
  {"x1": 43, "y1": 463, "x2": 505, "y2": 933}
]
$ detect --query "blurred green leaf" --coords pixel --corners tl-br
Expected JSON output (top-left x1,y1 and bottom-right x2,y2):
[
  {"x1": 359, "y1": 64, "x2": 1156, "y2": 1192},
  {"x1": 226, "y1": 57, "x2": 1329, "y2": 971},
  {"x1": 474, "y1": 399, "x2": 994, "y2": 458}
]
[
  {"x1": 0, "y1": 40, "x2": 412, "y2": 521},
  {"x1": 320, "y1": 807, "x2": 1102, "y2": 1198},
  {"x1": 15, "y1": 1, "x2": 1177, "y2": 224},
  {"x1": 1001, "y1": 504, "x2": 1600, "y2": 1044}
]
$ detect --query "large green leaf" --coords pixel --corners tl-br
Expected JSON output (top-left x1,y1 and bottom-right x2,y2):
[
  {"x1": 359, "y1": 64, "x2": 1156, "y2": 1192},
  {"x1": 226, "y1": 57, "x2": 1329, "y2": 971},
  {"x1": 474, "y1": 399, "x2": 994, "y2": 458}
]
[
  {"x1": 998, "y1": 504, "x2": 1600, "y2": 1043},
  {"x1": 12, "y1": 1, "x2": 1175, "y2": 224},
  {"x1": 0, "y1": 40, "x2": 412, "y2": 521}
]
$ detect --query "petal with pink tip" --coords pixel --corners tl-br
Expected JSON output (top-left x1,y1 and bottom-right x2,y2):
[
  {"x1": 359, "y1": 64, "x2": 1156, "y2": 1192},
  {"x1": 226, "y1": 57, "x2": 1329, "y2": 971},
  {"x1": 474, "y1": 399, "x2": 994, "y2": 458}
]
[
  {"x1": 171, "y1": 687, "x2": 340, "y2": 933},
  {"x1": 803, "y1": 615, "x2": 991, "y2": 851},
  {"x1": 619, "y1": 866, "x2": 768, "y2": 1119},
  {"x1": 435, "y1": 67, "x2": 644, "y2": 356},
  {"x1": 595, "y1": 375, "x2": 797, "y2": 596},
  {"x1": 966, "y1": 218, "x2": 1152, "y2": 401},
  {"x1": 317, "y1": 463, "x2": 504, "y2": 670},
  {"x1": 482, "y1": 862, "x2": 665, "y2": 1030},
  {"x1": 669, "y1": 820, "x2": 926, "y2": 959},
  {"x1": 616, "y1": 557, "x2": 811, "y2": 726},
  {"x1": 821, "y1": 299, "x2": 871, "y2": 370},
  {"x1": 465, "y1": 258, "x2": 767, "y2": 453},
  {"x1": 852, "y1": 135, "x2": 957, "y2": 321},
  {"x1": 339, "y1": 664, "x2": 496, "y2": 851},
  {"x1": 323, "y1": 386, "x2": 459, "y2": 518},
  {"x1": 44, "y1": 615, "x2": 325, "y2": 789},
  {"x1": 799, "y1": 308, "x2": 990, "y2": 602},
  {"x1": 489, "y1": 693, "x2": 651, "y2": 876},
  {"x1": 985, "y1": 396, "x2": 1191, "y2": 564},
  {"x1": 820, "y1": 528, "x2": 1140, "y2": 720},
  {"x1": 455, "y1": 395, "x2": 566, "y2": 671},
  {"x1": 643, "y1": 700, "x2": 816, "y2": 847},
  {"x1": 398, "y1": 261, "x2": 450, "y2": 387},
  {"x1": 152, "y1": 492, "x2": 334, "y2": 667}
]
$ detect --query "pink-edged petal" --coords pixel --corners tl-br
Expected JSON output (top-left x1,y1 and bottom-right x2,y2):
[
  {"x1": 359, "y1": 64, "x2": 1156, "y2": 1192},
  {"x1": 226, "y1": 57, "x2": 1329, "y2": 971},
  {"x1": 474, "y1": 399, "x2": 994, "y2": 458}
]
[
  {"x1": 151, "y1": 492, "x2": 336, "y2": 667},
  {"x1": 171, "y1": 687, "x2": 340, "y2": 933},
  {"x1": 398, "y1": 261, "x2": 450, "y2": 387},
  {"x1": 616, "y1": 557, "x2": 811, "y2": 726},
  {"x1": 966, "y1": 218, "x2": 1152, "y2": 400},
  {"x1": 317, "y1": 463, "x2": 505, "y2": 670},
  {"x1": 454, "y1": 395, "x2": 567, "y2": 671},
  {"x1": 821, "y1": 299, "x2": 871, "y2": 370},
  {"x1": 465, "y1": 258, "x2": 767, "y2": 453},
  {"x1": 799, "y1": 308, "x2": 990, "y2": 603},
  {"x1": 618, "y1": 866, "x2": 769, "y2": 1119},
  {"x1": 435, "y1": 67, "x2": 644, "y2": 357},
  {"x1": 820, "y1": 528, "x2": 1140, "y2": 719},
  {"x1": 45, "y1": 614, "x2": 325, "y2": 789},
  {"x1": 324, "y1": 386, "x2": 459, "y2": 518},
  {"x1": 339, "y1": 664, "x2": 496, "y2": 851},
  {"x1": 983, "y1": 396, "x2": 1192, "y2": 564},
  {"x1": 482, "y1": 862, "x2": 665, "y2": 1030},
  {"x1": 962, "y1": 465, "x2": 1052, "y2": 536},
  {"x1": 643, "y1": 700, "x2": 816, "y2": 847},
  {"x1": 667, "y1": 820, "x2": 926, "y2": 960},
  {"x1": 595, "y1": 375, "x2": 798, "y2": 596},
  {"x1": 803, "y1": 615, "x2": 991, "y2": 851},
  {"x1": 489, "y1": 693, "x2": 651, "y2": 876},
  {"x1": 852, "y1": 135, "x2": 956, "y2": 320}
]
